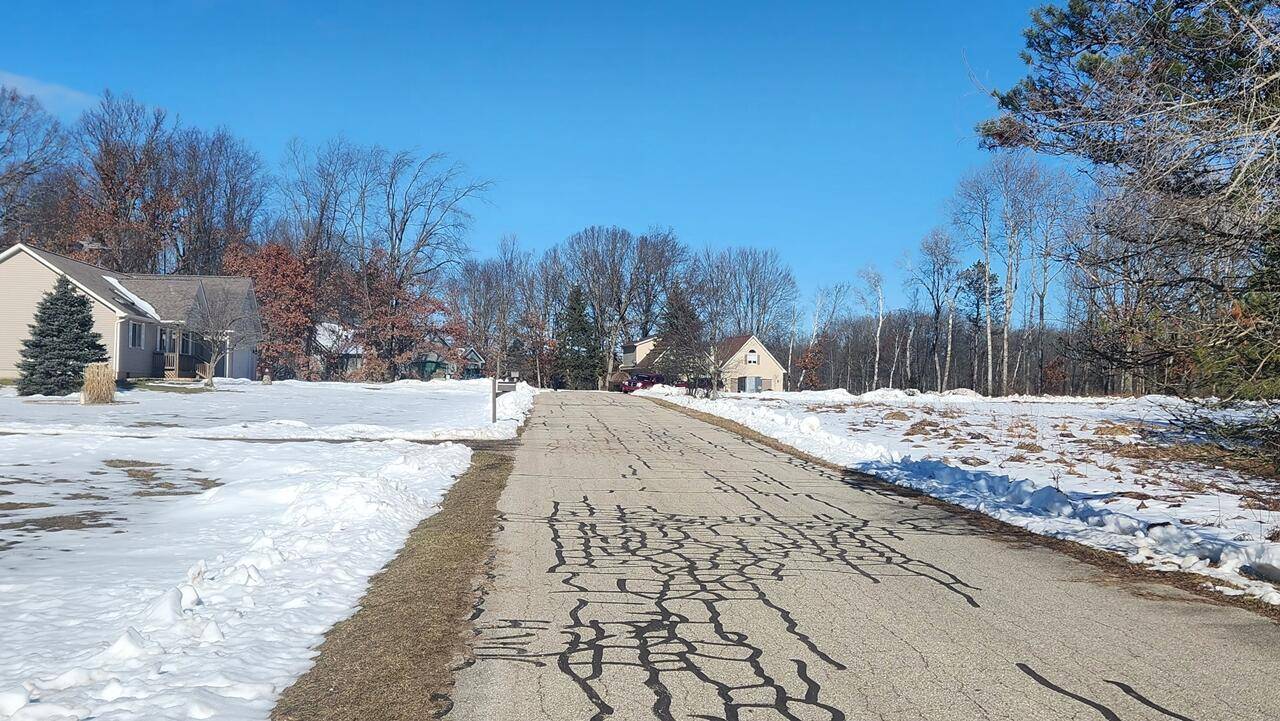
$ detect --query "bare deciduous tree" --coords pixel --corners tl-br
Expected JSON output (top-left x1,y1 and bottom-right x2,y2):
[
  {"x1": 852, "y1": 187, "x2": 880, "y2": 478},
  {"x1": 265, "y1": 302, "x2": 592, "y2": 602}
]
[
  {"x1": 953, "y1": 167, "x2": 999, "y2": 394},
  {"x1": 631, "y1": 226, "x2": 686, "y2": 339},
  {"x1": 188, "y1": 282, "x2": 262, "y2": 388},
  {"x1": 0, "y1": 85, "x2": 64, "y2": 235},
  {"x1": 913, "y1": 227, "x2": 960, "y2": 390},
  {"x1": 727, "y1": 247, "x2": 798, "y2": 340},
  {"x1": 169, "y1": 127, "x2": 266, "y2": 274},
  {"x1": 856, "y1": 265, "x2": 885, "y2": 389},
  {"x1": 564, "y1": 225, "x2": 639, "y2": 388}
]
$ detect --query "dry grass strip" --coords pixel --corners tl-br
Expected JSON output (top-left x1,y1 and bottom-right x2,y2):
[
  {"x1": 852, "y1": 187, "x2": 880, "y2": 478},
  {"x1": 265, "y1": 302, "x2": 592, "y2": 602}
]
[
  {"x1": 647, "y1": 397, "x2": 1280, "y2": 624},
  {"x1": 273, "y1": 445, "x2": 515, "y2": 721}
]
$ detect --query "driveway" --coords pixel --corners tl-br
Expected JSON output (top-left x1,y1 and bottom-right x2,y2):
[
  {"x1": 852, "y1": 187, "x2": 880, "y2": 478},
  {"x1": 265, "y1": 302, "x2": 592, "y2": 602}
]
[{"x1": 449, "y1": 392, "x2": 1278, "y2": 720}]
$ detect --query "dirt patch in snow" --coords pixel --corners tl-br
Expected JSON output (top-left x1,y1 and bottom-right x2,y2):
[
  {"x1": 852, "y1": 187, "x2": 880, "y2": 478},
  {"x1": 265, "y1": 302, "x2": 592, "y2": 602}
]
[
  {"x1": 102, "y1": 459, "x2": 221, "y2": 496},
  {"x1": 0, "y1": 501, "x2": 53, "y2": 512},
  {"x1": 0, "y1": 509, "x2": 121, "y2": 535},
  {"x1": 273, "y1": 441, "x2": 517, "y2": 721}
]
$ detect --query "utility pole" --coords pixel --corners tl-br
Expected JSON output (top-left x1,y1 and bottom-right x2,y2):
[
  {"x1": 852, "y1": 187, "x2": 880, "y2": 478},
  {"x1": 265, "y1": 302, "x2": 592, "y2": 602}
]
[{"x1": 491, "y1": 355, "x2": 499, "y2": 424}]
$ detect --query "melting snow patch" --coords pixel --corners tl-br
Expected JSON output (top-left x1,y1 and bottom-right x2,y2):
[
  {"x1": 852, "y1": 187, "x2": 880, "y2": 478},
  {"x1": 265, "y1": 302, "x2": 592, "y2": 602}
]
[
  {"x1": 102, "y1": 275, "x2": 162, "y2": 321},
  {"x1": 0, "y1": 438, "x2": 472, "y2": 720}
]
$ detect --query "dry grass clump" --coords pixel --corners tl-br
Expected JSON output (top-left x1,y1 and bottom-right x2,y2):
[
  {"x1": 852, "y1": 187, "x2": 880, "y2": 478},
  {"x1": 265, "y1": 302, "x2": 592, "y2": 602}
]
[
  {"x1": 884, "y1": 410, "x2": 911, "y2": 421},
  {"x1": 1008, "y1": 417, "x2": 1039, "y2": 439},
  {"x1": 1094, "y1": 421, "x2": 1140, "y2": 437},
  {"x1": 81, "y1": 362, "x2": 115, "y2": 405},
  {"x1": 1112, "y1": 439, "x2": 1280, "y2": 482},
  {"x1": 904, "y1": 418, "x2": 942, "y2": 436},
  {"x1": 803, "y1": 402, "x2": 851, "y2": 414},
  {"x1": 1015, "y1": 441, "x2": 1046, "y2": 453}
]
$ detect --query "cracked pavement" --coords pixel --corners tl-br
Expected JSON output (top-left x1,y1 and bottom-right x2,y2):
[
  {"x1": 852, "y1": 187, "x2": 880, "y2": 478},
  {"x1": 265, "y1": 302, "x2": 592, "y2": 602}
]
[{"x1": 448, "y1": 392, "x2": 1279, "y2": 720}]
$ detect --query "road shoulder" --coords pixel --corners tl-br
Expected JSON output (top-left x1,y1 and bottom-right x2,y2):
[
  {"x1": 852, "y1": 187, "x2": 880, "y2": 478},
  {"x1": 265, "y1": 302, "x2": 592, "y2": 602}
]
[{"x1": 272, "y1": 441, "x2": 517, "y2": 721}]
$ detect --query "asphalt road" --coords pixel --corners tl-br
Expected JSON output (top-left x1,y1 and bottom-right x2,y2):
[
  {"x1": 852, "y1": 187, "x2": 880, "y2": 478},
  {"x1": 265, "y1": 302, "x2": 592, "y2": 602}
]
[{"x1": 449, "y1": 392, "x2": 1279, "y2": 721}]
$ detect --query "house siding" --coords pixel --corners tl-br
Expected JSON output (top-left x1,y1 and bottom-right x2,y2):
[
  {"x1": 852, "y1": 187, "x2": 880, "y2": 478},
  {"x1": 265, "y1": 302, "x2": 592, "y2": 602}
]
[
  {"x1": 0, "y1": 250, "x2": 121, "y2": 380},
  {"x1": 115, "y1": 319, "x2": 159, "y2": 379},
  {"x1": 228, "y1": 346, "x2": 256, "y2": 379},
  {"x1": 633, "y1": 338, "x2": 657, "y2": 366}
]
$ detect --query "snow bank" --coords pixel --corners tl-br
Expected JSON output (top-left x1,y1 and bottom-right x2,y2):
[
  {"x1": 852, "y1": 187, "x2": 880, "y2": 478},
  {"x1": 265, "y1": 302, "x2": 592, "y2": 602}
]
[
  {"x1": 638, "y1": 387, "x2": 1280, "y2": 605},
  {"x1": 0, "y1": 436, "x2": 472, "y2": 720},
  {"x1": 0, "y1": 379, "x2": 540, "y2": 441}
]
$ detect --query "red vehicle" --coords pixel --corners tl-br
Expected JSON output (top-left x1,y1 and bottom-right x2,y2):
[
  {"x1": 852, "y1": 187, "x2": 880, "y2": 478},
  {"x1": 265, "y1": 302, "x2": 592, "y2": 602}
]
[{"x1": 620, "y1": 372, "x2": 663, "y2": 393}]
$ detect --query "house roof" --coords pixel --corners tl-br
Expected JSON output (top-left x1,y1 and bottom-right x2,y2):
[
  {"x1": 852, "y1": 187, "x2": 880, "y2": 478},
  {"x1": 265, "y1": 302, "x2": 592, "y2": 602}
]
[
  {"x1": 13, "y1": 244, "x2": 157, "y2": 318},
  {"x1": 2, "y1": 243, "x2": 254, "y2": 323},
  {"x1": 115, "y1": 276, "x2": 201, "y2": 321},
  {"x1": 714, "y1": 334, "x2": 754, "y2": 365},
  {"x1": 621, "y1": 335, "x2": 658, "y2": 352}
]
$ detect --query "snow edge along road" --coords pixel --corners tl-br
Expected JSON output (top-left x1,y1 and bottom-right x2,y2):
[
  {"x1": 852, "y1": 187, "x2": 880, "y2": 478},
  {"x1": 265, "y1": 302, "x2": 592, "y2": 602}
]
[{"x1": 637, "y1": 386, "x2": 1280, "y2": 606}]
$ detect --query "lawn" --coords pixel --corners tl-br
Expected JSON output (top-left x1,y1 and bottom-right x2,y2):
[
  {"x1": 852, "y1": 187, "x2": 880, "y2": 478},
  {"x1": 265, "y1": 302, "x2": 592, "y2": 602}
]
[{"x1": 0, "y1": 378, "x2": 536, "y2": 440}]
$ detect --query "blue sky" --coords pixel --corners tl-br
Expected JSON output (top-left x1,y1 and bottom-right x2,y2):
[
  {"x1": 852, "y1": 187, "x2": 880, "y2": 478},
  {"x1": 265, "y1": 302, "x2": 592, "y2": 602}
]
[{"x1": 1, "y1": 1, "x2": 1038, "y2": 307}]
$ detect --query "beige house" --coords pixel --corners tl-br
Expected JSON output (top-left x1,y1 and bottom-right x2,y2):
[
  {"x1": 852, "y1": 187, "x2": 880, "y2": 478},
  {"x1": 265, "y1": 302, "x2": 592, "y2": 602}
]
[
  {"x1": 621, "y1": 333, "x2": 786, "y2": 392},
  {"x1": 0, "y1": 243, "x2": 260, "y2": 381}
]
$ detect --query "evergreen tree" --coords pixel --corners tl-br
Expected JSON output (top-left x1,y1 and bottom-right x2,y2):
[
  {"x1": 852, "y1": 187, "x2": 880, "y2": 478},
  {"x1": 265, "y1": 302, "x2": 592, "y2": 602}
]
[
  {"x1": 956, "y1": 262, "x2": 1004, "y2": 335},
  {"x1": 17, "y1": 277, "x2": 108, "y2": 396},
  {"x1": 651, "y1": 283, "x2": 707, "y2": 384},
  {"x1": 555, "y1": 286, "x2": 603, "y2": 390},
  {"x1": 1197, "y1": 242, "x2": 1280, "y2": 401}
]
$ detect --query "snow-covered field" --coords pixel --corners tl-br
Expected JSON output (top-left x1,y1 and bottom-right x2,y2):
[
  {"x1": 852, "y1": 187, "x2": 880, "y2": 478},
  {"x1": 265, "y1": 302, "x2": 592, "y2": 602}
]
[
  {"x1": 638, "y1": 385, "x2": 1280, "y2": 605},
  {"x1": 0, "y1": 379, "x2": 537, "y2": 721},
  {"x1": 0, "y1": 378, "x2": 537, "y2": 441}
]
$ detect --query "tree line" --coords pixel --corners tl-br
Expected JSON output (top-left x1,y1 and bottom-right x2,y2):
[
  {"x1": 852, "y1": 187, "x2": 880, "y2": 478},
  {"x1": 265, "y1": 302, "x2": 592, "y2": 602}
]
[
  {"x1": 0, "y1": 88, "x2": 488, "y2": 380},
  {"x1": 448, "y1": 0, "x2": 1280, "y2": 466},
  {"x1": 1, "y1": 2, "x2": 1275, "y2": 458}
]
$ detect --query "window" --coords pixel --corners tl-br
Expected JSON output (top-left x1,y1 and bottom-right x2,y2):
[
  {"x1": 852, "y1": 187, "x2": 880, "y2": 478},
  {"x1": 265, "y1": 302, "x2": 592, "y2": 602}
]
[
  {"x1": 129, "y1": 321, "x2": 144, "y2": 349},
  {"x1": 156, "y1": 328, "x2": 167, "y2": 353},
  {"x1": 180, "y1": 332, "x2": 192, "y2": 356},
  {"x1": 746, "y1": 349, "x2": 759, "y2": 365}
]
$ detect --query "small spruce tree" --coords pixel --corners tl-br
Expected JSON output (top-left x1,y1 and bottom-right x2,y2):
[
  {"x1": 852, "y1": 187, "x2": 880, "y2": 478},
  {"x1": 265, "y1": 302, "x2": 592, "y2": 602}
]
[
  {"x1": 17, "y1": 276, "x2": 109, "y2": 396},
  {"x1": 555, "y1": 287, "x2": 603, "y2": 390}
]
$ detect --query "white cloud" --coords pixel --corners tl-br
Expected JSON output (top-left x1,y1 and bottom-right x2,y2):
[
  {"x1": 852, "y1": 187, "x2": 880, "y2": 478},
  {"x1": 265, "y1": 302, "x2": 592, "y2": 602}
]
[{"x1": 0, "y1": 69, "x2": 96, "y2": 116}]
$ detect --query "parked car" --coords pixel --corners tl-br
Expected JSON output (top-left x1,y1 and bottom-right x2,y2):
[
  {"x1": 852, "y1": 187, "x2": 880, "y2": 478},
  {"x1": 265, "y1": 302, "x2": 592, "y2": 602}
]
[{"x1": 620, "y1": 372, "x2": 663, "y2": 393}]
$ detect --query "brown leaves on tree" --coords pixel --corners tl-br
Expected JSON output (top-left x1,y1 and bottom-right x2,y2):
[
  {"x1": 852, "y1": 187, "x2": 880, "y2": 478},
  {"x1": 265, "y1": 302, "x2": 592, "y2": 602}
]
[{"x1": 222, "y1": 243, "x2": 316, "y2": 378}]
